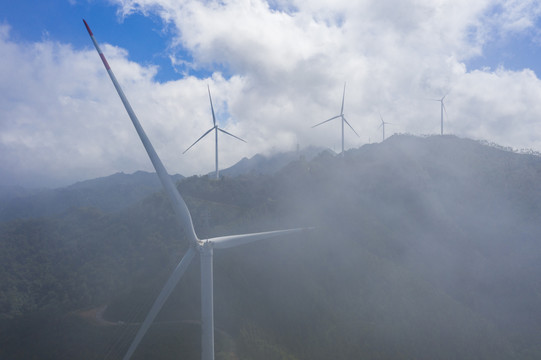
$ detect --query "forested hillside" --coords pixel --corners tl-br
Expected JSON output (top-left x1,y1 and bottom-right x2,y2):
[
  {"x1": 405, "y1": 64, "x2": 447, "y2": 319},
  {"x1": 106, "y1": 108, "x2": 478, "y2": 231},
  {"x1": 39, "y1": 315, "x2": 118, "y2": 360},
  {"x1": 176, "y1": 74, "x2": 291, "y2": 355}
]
[
  {"x1": 1, "y1": 135, "x2": 541, "y2": 359},
  {"x1": 0, "y1": 171, "x2": 184, "y2": 222}
]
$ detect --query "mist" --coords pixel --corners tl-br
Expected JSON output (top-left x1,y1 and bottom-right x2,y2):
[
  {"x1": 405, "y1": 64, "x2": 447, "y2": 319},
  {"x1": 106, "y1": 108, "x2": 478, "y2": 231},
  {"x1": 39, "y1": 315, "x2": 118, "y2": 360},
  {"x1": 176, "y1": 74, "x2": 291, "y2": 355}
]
[{"x1": 2, "y1": 134, "x2": 541, "y2": 359}]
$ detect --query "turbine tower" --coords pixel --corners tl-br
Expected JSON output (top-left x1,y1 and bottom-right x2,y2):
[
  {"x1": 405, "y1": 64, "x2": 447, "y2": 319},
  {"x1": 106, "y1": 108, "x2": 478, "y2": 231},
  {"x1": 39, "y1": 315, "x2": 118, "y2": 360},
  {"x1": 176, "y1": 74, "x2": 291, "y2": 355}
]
[
  {"x1": 433, "y1": 95, "x2": 447, "y2": 135},
  {"x1": 312, "y1": 82, "x2": 359, "y2": 154},
  {"x1": 84, "y1": 20, "x2": 305, "y2": 360},
  {"x1": 378, "y1": 112, "x2": 392, "y2": 141},
  {"x1": 184, "y1": 86, "x2": 246, "y2": 179}
]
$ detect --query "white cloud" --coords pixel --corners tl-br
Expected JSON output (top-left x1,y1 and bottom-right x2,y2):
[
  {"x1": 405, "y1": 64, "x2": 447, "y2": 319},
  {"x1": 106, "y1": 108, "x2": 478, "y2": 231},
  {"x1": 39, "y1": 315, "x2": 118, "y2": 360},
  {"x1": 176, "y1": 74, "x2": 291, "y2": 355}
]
[
  {"x1": 492, "y1": 0, "x2": 541, "y2": 33},
  {"x1": 2, "y1": 1, "x2": 541, "y2": 187}
]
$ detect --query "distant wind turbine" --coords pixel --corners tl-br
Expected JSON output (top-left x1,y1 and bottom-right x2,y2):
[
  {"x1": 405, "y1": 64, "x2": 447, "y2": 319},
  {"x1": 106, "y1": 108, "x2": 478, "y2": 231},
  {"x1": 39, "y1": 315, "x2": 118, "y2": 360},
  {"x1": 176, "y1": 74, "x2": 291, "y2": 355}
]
[
  {"x1": 378, "y1": 112, "x2": 392, "y2": 141},
  {"x1": 432, "y1": 95, "x2": 448, "y2": 135},
  {"x1": 84, "y1": 19, "x2": 306, "y2": 360},
  {"x1": 184, "y1": 86, "x2": 246, "y2": 179},
  {"x1": 312, "y1": 82, "x2": 359, "y2": 154}
]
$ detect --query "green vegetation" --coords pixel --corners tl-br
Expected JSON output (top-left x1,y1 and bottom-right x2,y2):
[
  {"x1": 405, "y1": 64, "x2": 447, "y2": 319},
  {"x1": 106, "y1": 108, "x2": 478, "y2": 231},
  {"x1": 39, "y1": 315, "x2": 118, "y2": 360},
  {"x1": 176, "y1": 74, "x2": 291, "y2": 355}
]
[{"x1": 1, "y1": 135, "x2": 541, "y2": 359}]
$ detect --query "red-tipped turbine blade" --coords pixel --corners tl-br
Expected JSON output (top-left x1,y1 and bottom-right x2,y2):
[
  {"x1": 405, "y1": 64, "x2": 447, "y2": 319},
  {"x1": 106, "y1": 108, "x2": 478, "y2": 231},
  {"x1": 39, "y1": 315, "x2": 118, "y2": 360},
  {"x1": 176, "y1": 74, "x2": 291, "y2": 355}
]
[{"x1": 83, "y1": 20, "x2": 198, "y2": 245}]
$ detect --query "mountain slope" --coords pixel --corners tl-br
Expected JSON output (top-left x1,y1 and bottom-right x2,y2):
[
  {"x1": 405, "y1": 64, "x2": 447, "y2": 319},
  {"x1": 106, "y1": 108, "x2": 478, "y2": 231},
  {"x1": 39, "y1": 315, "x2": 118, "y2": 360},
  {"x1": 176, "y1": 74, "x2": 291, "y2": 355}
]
[
  {"x1": 0, "y1": 171, "x2": 184, "y2": 222},
  {"x1": 1, "y1": 135, "x2": 541, "y2": 359}
]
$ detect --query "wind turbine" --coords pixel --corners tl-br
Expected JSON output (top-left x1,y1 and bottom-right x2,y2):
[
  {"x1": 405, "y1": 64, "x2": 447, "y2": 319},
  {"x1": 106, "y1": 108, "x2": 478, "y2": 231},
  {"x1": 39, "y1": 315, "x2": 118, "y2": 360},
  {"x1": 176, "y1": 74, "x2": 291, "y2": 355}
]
[
  {"x1": 184, "y1": 86, "x2": 246, "y2": 179},
  {"x1": 84, "y1": 20, "x2": 306, "y2": 360},
  {"x1": 377, "y1": 112, "x2": 392, "y2": 141},
  {"x1": 312, "y1": 82, "x2": 359, "y2": 154},
  {"x1": 432, "y1": 95, "x2": 447, "y2": 135}
]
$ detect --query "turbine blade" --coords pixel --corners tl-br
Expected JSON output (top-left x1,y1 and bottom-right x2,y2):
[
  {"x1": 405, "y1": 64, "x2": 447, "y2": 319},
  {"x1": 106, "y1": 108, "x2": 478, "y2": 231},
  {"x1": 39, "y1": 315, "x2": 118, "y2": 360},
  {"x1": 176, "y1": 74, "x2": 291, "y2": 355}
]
[
  {"x1": 183, "y1": 127, "x2": 215, "y2": 154},
  {"x1": 311, "y1": 115, "x2": 341, "y2": 128},
  {"x1": 208, "y1": 85, "x2": 217, "y2": 127},
  {"x1": 83, "y1": 19, "x2": 198, "y2": 244},
  {"x1": 211, "y1": 228, "x2": 310, "y2": 250},
  {"x1": 343, "y1": 117, "x2": 360, "y2": 137},
  {"x1": 217, "y1": 128, "x2": 247, "y2": 143},
  {"x1": 123, "y1": 247, "x2": 197, "y2": 360},
  {"x1": 340, "y1": 82, "x2": 346, "y2": 115}
]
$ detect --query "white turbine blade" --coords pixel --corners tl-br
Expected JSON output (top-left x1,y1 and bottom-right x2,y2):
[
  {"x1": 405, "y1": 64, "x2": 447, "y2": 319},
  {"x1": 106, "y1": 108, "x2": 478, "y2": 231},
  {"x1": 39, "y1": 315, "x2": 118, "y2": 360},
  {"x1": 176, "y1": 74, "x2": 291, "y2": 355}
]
[
  {"x1": 183, "y1": 127, "x2": 215, "y2": 154},
  {"x1": 343, "y1": 117, "x2": 360, "y2": 137},
  {"x1": 123, "y1": 247, "x2": 197, "y2": 360},
  {"x1": 217, "y1": 128, "x2": 247, "y2": 143},
  {"x1": 377, "y1": 123, "x2": 383, "y2": 129},
  {"x1": 340, "y1": 82, "x2": 346, "y2": 115},
  {"x1": 312, "y1": 115, "x2": 341, "y2": 128},
  {"x1": 83, "y1": 20, "x2": 198, "y2": 244},
  {"x1": 208, "y1": 85, "x2": 217, "y2": 127},
  {"x1": 210, "y1": 228, "x2": 308, "y2": 250}
]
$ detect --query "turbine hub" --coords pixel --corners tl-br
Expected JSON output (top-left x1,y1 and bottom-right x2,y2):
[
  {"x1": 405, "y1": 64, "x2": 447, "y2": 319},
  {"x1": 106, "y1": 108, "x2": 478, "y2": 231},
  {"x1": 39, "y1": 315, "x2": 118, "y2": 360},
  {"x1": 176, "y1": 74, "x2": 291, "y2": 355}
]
[{"x1": 197, "y1": 239, "x2": 214, "y2": 253}]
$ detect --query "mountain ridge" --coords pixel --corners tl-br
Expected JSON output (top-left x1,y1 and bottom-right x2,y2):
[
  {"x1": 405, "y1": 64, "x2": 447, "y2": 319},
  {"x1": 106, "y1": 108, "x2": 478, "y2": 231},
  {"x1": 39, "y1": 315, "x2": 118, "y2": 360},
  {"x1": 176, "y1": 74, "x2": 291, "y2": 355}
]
[{"x1": 0, "y1": 170, "x2": 184, "y2": 221}]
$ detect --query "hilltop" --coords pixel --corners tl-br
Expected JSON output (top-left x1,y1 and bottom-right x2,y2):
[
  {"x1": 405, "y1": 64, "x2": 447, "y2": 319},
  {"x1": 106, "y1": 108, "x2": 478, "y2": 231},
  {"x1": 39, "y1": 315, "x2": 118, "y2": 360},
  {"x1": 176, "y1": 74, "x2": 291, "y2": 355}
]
[{"x1": 218, "y1": 145, "x2": 325, "y2": 177}]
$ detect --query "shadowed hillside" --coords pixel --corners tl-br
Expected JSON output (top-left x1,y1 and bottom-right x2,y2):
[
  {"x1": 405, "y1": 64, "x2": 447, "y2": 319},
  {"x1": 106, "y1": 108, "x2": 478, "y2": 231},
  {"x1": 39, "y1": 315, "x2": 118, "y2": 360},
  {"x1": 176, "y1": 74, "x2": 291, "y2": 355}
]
[
  {"x1": 1, "y1": 135, "x2": 541, "y2": 359},
  {"x1": 0, "y1": 171, "x2": 184, "y2": 222}
]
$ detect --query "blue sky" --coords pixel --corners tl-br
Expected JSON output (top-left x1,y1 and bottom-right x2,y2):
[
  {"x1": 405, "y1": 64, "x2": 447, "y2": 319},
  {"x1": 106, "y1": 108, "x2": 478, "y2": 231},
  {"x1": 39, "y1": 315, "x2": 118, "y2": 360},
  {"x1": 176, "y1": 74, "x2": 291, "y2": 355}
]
[
  {"x1": 467, "y1": 24, "x2": 541, "y2": 75},
  {"x1": 3, "y1": 0, "x2": 541, "y2": 79},
  {"x1": 0, "y1": 0, "x2": 185, "y2": 81},
  {"x1": 1, "y1": 0, "x2": 541, "y2": 187}
]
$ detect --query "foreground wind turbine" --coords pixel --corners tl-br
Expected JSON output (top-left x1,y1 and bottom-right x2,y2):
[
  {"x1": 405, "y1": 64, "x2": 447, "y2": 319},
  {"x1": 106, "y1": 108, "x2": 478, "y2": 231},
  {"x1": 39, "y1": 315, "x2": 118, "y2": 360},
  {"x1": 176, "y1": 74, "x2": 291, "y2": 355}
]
[
  {"x1": 312, "y1": 82, "x2": 359, "y2": 154},
  {"x1": 184, "y1": 86, "x2": 246, "y2": 179},
  {"x1": 377, "y1": 112, "x2": 392, "y2": 141},
  {"x1": 83, "y1": 19, "x2": 305, "y2": 360},
  {"x1": 432, "y1": 95, "x2": 447, "y2": 135}
]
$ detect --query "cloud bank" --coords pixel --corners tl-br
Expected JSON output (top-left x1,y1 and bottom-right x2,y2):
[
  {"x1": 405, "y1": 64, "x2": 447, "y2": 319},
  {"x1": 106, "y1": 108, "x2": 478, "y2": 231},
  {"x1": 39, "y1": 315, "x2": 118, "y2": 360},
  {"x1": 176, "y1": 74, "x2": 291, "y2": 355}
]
[{"x1": 1, "y1": 0, "x2": 541, "y2": 187}]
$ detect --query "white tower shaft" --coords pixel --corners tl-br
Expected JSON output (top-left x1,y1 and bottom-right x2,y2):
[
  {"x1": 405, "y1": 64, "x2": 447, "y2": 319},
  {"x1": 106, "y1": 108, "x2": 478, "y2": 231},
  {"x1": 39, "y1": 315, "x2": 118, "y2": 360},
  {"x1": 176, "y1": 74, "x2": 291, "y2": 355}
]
[
  {"x1": 200, "y1": 244, "x2": 214, "y2": 360},
  {"x1": 215, "y1": 128, "x2": 219, "y2": 179}
]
